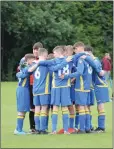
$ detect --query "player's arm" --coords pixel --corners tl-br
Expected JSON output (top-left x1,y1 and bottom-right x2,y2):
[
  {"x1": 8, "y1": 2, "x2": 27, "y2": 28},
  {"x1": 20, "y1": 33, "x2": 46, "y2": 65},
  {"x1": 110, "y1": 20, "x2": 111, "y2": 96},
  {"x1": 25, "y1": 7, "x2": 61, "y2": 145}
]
[
  {"x1": 48, "y1": 57, "x2": 72, "y2": 72},
  {"x1": 61, "y1": 59, "x2": 84, "y2": 79},
  {"x1": 28, "y1": 62, "x2": 39, "y2": 72},
  {"x1": 39, "y1": 59, "x2": 56, "y2": 66},
  {"x1": 16, "y1": 72, "x2": 28, "y2": 79},
  {"x1": 72, "y1": 52, "x2": 86, "y2": 64},
  {"x1": 81, "y1": 55, "x2": 104, "y2": 75}
]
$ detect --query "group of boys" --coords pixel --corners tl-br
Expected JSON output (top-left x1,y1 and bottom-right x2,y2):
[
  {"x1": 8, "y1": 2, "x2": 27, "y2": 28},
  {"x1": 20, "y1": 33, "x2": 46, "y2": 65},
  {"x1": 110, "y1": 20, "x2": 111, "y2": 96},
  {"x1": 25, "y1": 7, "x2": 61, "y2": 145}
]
[{"x1": 14, "y1": 41, "x2": 109, "y2": 135}]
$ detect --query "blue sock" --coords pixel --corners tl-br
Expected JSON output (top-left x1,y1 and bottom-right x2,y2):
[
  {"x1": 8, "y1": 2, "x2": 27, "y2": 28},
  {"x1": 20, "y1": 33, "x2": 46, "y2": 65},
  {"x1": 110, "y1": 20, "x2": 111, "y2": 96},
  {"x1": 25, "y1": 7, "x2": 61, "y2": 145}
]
[
  {"x1": 34, "y1": 113, "x2": 40, "y2": 131},
  {"x1": 52, "y1": 111, "x2": 58, "y2": 132},
  {"x1": 40, "y1": 112, "x2": 47, "y2": 131},
  {"x1": 98, "y1": 111, "x2": 105, "y2": 129},
  {"x1": 62, "y1": 109, "x2": 69, "y2": 132},
  {"x1": 16, "y1": 115, "x2": 24, "y2": 132},
  {"x1": 75, "y1": 111, "x2": 79, "y2": 129},
  {"x1": 85, "y1": 109, "x2": 90, "y2": 131},
  {"x1": 79, "y1": 110, "x2": 86, "y2": 132},
  {"x1": 69, "y1": 114, "x2": 74, "y2": 128},
  {"x1": 90, "y1": 114, "x2": 93, "y2": 129},
  {"x1": 45, "y1": 114, "x2": 49, "y2": 130}
]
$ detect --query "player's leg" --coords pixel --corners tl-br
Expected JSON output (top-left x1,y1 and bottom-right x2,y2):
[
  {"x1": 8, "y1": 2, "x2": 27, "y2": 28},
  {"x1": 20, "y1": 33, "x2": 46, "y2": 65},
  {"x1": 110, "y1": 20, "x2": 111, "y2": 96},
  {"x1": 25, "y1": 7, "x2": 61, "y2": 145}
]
[
  {"x1": 61, "y1": 87, "x2": 71, "y2": 134},
  {"x1": 51, "y1": 105, "x2": 59, "y2": 134},
  {"x1": 75, "y1": 104, "x2": 79, "y2": 130},
  {"x1": 29, "y1": 85, "x2": 35, "y2": 132},
  {"x1": 75, "y1": 92, "x2": 87, "y2": 133},
  {"x1": 14, "y1": 87, "x2": 30, "y2": 135},
  {"x1": 33, "y1": 96, "x2": 41, "y2": 134},
  {"x1": 94, "y1": 86, "x2": 109, "y2": 132},
  {"x1": 40, "y1": 94, "x2": 50, "y2": 134},
  {"x1": 85, "y1": 105, "x2": 91, "y2": 133},
  {"x1": 68, "y1": 105, "x2": 75, "y2": 128},
  {"x1": 15, "y1": 112, "x2": 25, "y2": 134},
  {"x1": 69, "y1": 85, "x2": 75, "y2": 128},
  {"x1": 50, "y1": 88, "x2": 60, "y2": 134}
]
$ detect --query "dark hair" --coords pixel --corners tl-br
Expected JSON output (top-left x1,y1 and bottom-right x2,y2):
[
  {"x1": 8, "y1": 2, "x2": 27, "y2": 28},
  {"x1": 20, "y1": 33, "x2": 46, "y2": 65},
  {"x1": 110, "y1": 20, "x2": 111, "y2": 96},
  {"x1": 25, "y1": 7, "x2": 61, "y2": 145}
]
[
  {"x1": 33, "y1": 42, "x2": 43, "y2": 49},
  {"x1": 25, "y1": 54, "x2": 35, "y2": 61},
  {"x1": 84, "y1": 45, "x2": 93, "y2": 52},
  {"x1": 38, "y1": 48, "x2": 48, "y2": 56},
  {"x1": 73, "y1": 42, "x2": 85, "y2": 49}
]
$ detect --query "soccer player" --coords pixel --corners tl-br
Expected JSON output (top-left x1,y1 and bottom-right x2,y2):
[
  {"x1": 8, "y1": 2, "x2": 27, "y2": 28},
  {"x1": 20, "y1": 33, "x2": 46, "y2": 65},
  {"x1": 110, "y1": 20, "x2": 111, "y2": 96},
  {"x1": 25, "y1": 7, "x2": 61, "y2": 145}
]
[
  {"x1": 81, "y1": 45, "x2": 110, "y2": 132},
  {"x1": 18, "y1": 42, "x2": 43, "y2": 133},
  {"x1": 60, "y1": 42, "x2": 93, "y2": 133},
  {"x1": 14, "y1": 54, "x2": 35, "y2": 135},
  {"x1": 28, "y1": 48, "x2": 72, "y2": 134},
  {"x1": 50, "y1": 46, "x2": 74, "y2": 134},
  {"x1": 64, "y1": 45, "x2": 75, "y2": 129},
  {"x1": 29, "y1": 42, "x2": 43, "y2": 133}
]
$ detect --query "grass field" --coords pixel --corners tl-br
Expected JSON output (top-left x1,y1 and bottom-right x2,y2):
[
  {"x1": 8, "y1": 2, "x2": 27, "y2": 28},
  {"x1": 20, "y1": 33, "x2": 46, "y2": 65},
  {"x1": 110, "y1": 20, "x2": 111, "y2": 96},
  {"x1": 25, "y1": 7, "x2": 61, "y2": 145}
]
[{"x1": 1, "y1": 82, "x2": 112, "y2": 148}]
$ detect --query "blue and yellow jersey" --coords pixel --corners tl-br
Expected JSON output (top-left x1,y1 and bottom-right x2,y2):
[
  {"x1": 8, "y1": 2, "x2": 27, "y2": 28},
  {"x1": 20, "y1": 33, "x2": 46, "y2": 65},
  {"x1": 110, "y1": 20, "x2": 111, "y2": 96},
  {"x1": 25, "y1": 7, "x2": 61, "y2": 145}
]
[
  {"x1": 64, "y1": 58, "x2": 93, "y2": 92},
  {"x1": 39, "y1": 57, "x2": 74, "y2": 88},
  {"x1": 84, "y1": 56, "x2": 108, "y2": 87},
  {"x1": 92, "y1": 57, "x2": 108, "y2": 87},
  {"x1": 32, "y1": 65, "x2": 51, "y2": 96},
  {"x1": 51, "y1": 58, "x2": 73, "y2": 88},
  {"x1": 16, "y1": 67, "x2": 30, "y2": 88}
]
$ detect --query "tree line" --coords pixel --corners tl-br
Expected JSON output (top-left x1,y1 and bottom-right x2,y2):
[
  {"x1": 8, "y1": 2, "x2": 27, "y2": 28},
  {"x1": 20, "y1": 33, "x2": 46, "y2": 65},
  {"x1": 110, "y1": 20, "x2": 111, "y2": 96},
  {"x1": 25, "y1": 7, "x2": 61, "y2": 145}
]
[{"x1": 1, "y1": 1, "x2": 113, "y2": 81}]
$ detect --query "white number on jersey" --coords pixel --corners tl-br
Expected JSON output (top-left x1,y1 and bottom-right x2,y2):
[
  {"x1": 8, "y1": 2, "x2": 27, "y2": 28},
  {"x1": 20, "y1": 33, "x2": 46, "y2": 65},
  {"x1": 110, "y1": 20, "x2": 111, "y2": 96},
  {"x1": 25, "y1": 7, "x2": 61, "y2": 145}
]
[
  {"x1": 34, "y1": 67, "x2": 40, "y2": 79},
  {"x1": 87, "y1": 64, "x2": 92, "y2": 74},
  {"x1": 58, "y1": 64, "x2": 70, "y2": 76}
]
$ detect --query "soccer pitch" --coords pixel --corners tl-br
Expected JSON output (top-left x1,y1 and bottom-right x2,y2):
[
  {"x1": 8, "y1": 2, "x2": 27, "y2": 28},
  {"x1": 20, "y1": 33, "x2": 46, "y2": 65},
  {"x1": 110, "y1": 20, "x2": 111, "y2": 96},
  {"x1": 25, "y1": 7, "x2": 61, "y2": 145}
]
[{"x1": 1, "y1": 82, "x2": 112, "y2": 148}]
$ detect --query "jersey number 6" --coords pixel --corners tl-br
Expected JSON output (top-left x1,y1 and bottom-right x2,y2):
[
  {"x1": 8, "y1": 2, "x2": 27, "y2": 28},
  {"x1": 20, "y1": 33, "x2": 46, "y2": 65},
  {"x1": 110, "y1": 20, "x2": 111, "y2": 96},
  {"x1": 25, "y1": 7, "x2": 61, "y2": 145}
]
[{"x1": 34, "y1": 67, "x2": 40, "y2": 79}]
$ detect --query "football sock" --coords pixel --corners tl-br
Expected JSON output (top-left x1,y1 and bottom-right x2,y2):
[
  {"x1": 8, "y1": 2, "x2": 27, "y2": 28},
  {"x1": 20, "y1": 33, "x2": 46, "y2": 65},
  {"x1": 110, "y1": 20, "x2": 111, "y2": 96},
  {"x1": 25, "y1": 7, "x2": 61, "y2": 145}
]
[
  {"x1": 34, "y1": 112, "x2": 40, "y2": 131},
  {"x1": 85, "y1": 108, "x2": 90, "y2": 131},
  {"x1": 40, "y1": 112, "x2": 47, "y2": 131},
  {"x1": 69, "y1": 114, "x2": 75, "y2": 128},
  {"x1": 52, "y1": 110, "x2": 58, "y2": 132},
  {"x1": 29, "y1": 111, "x2": 35, "y2": 129},
  {"x1": 79, "y1": 109, "x2": 86, "y2": 132},
  {"x1": 75, "y1": 108, "x2": 79, "y2": 129},
  {"x1": 90, "y1": 111, "x2": 93, "y2": 129},
  {"x1": 16, "y1": 115, "x2": 24, "y2": 132},
  {"x1": 62, "y1": 109, "x2": 69, "y2": 132},
  {"x1": 98, "y1": 110, "x2": 105, "y2": 129}
]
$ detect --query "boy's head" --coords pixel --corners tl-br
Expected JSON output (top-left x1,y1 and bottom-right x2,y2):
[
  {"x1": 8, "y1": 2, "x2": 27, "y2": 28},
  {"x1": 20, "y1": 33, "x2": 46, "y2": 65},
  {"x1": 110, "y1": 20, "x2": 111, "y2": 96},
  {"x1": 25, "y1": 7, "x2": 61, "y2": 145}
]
[
  {"x1": 73, "y1": 42, "x2": 85, "y2": 54},
  {"x1": 65, "y1": 45, "x2": 74, "y2": 56},
  {"x1": 84, "y1": 45, "x2": 93, "y2": 54},
  {"x1": 33, "y1": 42, "x2": 43, "y2": 57},
  {"x1": 47, "y1": 53, "x2": 54, "y2": 60},
  {"x1": 25, "y1": 54, "x2": 35, "y2": 65},
  {"x1": 38, "y1": 48, "x2": 48, "y2": 59},
  {"x1": 53, "y1": 46, "x2": 64, "y2": 58}
]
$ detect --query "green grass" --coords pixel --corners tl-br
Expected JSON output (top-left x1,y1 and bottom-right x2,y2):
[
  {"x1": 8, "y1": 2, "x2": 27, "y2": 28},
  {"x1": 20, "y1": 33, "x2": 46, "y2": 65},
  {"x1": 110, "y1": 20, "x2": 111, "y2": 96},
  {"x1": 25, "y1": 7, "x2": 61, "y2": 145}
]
[{"x1": 1, "y1": 82, "x2": 112, "y2": 148}]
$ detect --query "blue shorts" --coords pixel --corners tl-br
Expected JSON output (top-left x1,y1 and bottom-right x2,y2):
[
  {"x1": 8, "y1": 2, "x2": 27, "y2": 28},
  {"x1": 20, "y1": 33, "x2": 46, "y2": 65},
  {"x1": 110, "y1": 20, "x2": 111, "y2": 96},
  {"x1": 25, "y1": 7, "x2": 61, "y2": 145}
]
[
  {"x1": 88, "y1": 89, "x2": 95, "y2": 106},
  {"x1": 75, "y1": 91, "x2": 90, "y2": 106},
  {"x1": 70, "y1": 85, "x2": 75, "y2": 103},
  {"x1": 16, "y1": 86, "x2": 30, "y2": 112},
  {"x1": 33, "y1": 94, "x2": 50, "y2": 106},
  {"x1": 51, "y1": 87, "x2": 71, "y2": 106},
  {"x1": 94, "y1": 86, "x2": 109, "y2": 104}
]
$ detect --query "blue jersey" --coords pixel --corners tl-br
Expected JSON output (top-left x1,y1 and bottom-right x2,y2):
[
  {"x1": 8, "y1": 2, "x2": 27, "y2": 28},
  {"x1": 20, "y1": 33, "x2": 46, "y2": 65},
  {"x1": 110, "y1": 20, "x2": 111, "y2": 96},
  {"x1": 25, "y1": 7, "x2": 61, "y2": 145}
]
[
  {"x1": 84, "y1": 56, "x2": 108, "y2": 87},
  {"x1": 92, "y1": 58, "x2": 108, "y2": 87},
  {"x1": 39, "y1": 57, "x2": 74, "y2": 88},
  {"x1": 64, "y1": 58, "x2": 93, "y2": 92},
  {"x1": 52, "y1": 58, "x2": 73, "y2": 88},
  {"x1": 16, "y1": 67, "x2": 30, "y2": 88},
  {"x1": 32, "y1": 65, "x2": 51, "y2": 96}
]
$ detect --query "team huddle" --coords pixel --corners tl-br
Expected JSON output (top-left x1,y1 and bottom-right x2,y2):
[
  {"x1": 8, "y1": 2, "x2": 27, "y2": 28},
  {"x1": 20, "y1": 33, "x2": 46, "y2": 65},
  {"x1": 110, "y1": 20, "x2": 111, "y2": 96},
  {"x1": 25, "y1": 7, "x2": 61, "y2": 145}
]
[{"x1": 14, "y1": 42, "x2": 109, "y2": 135}]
